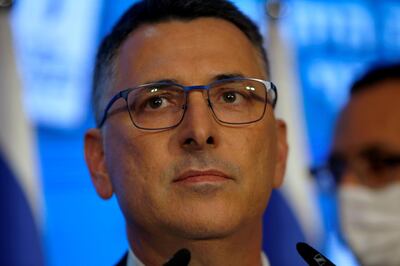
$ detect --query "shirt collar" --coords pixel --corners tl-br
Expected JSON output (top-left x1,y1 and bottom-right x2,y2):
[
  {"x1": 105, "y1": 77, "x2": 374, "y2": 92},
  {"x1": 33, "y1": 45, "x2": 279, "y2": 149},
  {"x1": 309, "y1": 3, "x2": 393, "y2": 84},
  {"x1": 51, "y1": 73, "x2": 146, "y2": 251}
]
[
  {"x1": 127, "y1": 248, "x2": 144, "y2": 266},
  {"x1": 127, "y1": 248, "x2": 270, "y2": 266}
]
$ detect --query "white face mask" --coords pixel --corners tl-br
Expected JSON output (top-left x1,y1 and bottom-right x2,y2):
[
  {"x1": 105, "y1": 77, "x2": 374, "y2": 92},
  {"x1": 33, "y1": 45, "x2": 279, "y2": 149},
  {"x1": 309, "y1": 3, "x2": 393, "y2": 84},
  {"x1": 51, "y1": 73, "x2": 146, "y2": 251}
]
[{"x1": 339, "y1": 184, "x2": 400, "y2": 266}]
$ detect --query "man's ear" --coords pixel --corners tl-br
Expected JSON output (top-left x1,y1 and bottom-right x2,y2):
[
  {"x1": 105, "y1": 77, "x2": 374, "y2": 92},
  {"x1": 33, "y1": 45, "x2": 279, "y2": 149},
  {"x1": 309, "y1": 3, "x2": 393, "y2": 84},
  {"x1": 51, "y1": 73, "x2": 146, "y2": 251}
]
[
  {"x1": 273, "y1": 119, "x2": 288, "y2": 188},
  {"x1": 84, "y1": 128, "x2": 113, "y2": 199}
]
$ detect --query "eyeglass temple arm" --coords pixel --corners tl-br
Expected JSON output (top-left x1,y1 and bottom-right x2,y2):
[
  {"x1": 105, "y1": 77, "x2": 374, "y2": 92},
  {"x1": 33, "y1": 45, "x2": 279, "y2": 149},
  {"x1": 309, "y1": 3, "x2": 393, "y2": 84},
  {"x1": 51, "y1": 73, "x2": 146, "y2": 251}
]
[
  {"x1": 97, "y1": 90, "x2": 129, "y2": 128},
  {"x1": 269, "y1": 83, "x2": 278, "y2": 108}
]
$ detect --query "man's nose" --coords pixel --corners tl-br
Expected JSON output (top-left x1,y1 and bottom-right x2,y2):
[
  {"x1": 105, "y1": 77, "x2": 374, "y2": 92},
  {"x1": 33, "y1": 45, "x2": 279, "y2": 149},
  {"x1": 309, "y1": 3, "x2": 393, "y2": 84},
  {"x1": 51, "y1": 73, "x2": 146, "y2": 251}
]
[
  {"x1": 177, "y1": 91, "x2": 218, "y2": 150},
  {"x1": 339, "y1": 168, "x2": 360, "y2": 186},
  {"x1": 339, "y1": 160, "x2": 367, "y2": 186}
]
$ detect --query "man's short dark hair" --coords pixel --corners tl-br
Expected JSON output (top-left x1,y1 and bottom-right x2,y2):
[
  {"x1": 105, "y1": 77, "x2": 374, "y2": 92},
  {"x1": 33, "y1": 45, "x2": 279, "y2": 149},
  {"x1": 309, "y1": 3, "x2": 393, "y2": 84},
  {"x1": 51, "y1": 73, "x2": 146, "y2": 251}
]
[
  {"x1": 351, "y1": 63, "x2": 400, "y2": 96},
  {"x1": 92, "y1": 0, "x2": 269, "y2": 126}
]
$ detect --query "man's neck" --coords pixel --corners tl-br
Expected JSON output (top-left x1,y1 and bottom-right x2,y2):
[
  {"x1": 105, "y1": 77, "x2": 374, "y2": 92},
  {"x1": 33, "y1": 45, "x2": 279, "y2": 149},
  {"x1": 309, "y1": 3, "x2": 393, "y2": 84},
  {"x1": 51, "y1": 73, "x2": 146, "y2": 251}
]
[{"x1": 126, "y1": 221, "x2": 264, "y2": 266}]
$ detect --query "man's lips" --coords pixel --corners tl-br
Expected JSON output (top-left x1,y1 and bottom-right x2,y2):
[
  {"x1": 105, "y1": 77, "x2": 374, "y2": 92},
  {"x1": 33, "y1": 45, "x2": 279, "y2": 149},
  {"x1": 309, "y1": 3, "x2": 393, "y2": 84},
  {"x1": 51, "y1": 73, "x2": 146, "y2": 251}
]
[{"x1": 173, "y1": 169, "x2": 232, "y2": 183}]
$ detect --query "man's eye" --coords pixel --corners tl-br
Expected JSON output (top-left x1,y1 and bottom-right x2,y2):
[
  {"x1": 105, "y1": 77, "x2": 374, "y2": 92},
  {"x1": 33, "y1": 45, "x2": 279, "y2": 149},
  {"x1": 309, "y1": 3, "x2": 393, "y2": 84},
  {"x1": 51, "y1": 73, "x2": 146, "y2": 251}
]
[
  {"x1": 221, "y1": 91, "x2": 243, "y2": 103},
  {"x1": 147, "y1": 96, "x2": 165, "y2": 109}
]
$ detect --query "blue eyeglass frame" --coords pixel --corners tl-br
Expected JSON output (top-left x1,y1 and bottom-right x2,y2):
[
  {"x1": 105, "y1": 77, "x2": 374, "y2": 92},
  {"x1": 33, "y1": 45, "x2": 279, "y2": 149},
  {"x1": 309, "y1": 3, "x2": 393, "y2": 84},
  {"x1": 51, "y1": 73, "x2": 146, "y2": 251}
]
[{"x1": 97, "y1": 77, "x2": 278, "y2": 130}]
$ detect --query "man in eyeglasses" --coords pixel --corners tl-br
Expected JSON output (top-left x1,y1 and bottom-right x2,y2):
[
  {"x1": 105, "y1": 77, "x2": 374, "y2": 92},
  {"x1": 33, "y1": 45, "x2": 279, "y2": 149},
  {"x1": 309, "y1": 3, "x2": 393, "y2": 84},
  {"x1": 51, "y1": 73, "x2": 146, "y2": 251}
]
[
  {"x1": 84, "y1": 0, "x2": 288, "y2": 265},
  {"x1": 328, "y1": 64, "x2": 400, "y2": 266}
]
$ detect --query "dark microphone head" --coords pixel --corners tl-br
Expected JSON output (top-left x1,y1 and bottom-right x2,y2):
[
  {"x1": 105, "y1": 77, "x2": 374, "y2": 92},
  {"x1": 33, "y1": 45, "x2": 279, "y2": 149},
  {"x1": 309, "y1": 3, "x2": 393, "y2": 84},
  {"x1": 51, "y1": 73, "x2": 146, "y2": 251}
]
[
  {"x1": 163, "y1": 248, "x2": 191, "y2": 266},
  {"x1": 296, "y1": 242, "x2": 336, "y2": 266}
]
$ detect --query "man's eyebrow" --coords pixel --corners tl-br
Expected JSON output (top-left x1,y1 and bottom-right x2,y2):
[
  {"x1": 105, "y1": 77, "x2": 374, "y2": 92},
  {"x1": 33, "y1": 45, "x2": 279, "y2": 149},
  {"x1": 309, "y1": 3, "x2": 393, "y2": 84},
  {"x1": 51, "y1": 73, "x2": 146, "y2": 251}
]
[
  {"x1": 142, "y1": 73, "x2": 245, "y2": 86},
  {"x1": 212, "y1": 73, "x2": 245, "y2": 81},
  {"x1": 359, "y1": 144, "x2": 400, "y2": 157},
  {"x1": 142, "y1": 78, "x2": 179, "y2": 84}
]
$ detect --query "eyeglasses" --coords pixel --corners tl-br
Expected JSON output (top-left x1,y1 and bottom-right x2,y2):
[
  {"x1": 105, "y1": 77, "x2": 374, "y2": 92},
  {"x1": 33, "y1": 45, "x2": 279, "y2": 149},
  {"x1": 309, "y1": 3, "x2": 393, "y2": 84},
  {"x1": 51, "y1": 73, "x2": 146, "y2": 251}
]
[
  {"x1": 98, "y1": 77, "x2": 277, "y2": 130},
  {"x1": 311, "y1": 147, "x2": 400, "y2": 188}
]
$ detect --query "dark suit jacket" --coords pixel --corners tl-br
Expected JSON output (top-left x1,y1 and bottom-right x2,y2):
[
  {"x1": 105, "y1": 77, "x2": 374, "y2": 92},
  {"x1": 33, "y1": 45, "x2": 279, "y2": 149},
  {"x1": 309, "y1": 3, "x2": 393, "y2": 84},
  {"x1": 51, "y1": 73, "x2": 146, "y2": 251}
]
[{"x1": 115, "y1": 252, "x2": 128, "y2": 266}]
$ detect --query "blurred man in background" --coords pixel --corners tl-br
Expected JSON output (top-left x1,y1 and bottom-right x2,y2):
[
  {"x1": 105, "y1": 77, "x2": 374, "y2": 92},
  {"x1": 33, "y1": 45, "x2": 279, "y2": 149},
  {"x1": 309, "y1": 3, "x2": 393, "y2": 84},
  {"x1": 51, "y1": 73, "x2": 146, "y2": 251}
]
[
  {"x1": 84, "y1": 0, "x2": 288, "y2": 265},
  {"x1": 328, "y1": 64, "x2": 400, "y2": 266}
]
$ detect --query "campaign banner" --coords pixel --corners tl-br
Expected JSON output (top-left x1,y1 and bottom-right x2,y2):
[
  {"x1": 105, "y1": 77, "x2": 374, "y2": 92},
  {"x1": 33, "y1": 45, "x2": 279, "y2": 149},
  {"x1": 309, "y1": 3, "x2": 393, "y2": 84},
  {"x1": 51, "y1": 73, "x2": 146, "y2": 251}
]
[{"x1": 11, "y1": 0, "x2": 102, "y2": 128}]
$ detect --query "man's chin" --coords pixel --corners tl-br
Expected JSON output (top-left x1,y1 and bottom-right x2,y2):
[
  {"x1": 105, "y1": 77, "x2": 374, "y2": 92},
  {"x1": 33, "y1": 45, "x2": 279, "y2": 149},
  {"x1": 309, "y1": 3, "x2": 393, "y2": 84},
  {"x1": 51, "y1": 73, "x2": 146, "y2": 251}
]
[
  {"x1": 172, "y1": 222, "x2": 239, "y2": 241},
  {"x1": 165, "y1": 210, "x2": 244, "y2": 241}
]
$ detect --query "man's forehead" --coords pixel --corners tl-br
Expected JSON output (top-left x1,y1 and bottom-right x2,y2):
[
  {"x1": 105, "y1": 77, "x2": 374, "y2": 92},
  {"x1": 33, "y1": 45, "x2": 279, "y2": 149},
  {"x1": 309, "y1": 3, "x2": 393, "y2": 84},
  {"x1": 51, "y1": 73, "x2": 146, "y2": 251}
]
[
  {"x1": 344, "y1": 81, "x2": 400, "y2": 120},
  {"x1": 333, "y1": 81, "x2": 400, "y2": 153},
  {"x1": 120, "y1": 17, "x2": 257, "y2": 54},
  {"x1": 130, "y1": 17, "x2": 245, "y2": 39},
  {"x1": 141, "y1": 25, "x2": 159, "y2": 38},
  {"x1": 113, "y1": 17, "x2": 266, "y2": 89}
]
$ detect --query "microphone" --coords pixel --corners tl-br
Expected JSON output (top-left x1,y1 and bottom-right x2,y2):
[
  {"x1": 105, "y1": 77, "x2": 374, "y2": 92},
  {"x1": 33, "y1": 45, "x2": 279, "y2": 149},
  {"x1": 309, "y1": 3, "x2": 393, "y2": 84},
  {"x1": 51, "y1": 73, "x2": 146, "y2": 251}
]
[
  {"x1": 163, "y1": 248, "x2": 191, "y2": 266},
  {"x1": 296, "y1": 242, "x2": 336, "y2": 266}
]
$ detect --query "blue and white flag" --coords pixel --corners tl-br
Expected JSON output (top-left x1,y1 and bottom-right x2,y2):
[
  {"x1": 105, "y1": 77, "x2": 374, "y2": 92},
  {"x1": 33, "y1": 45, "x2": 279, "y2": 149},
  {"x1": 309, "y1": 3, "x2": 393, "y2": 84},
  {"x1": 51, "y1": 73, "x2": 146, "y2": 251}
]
[
  {"x1": 262, "y1": 7, "x2": 324, "y2": 266},
  {"x1": 0, "y1": 9, "x2": 45, "y2": 266}
]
